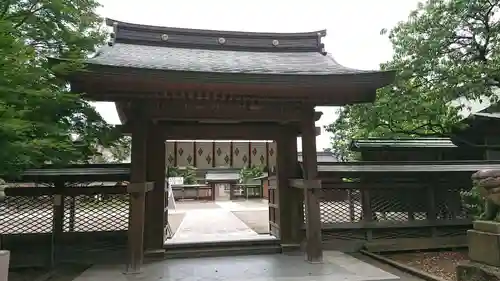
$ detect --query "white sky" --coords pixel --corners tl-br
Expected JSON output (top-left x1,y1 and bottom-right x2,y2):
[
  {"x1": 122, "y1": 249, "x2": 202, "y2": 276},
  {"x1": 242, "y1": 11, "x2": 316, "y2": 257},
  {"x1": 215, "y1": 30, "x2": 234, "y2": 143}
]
[{"x1": 93, "y1": 0, "x2": 421, "y2": 151}]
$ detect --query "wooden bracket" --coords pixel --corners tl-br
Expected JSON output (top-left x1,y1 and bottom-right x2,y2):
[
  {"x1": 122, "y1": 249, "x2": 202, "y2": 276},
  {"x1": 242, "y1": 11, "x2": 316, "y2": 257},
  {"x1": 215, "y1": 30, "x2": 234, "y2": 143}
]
[{"x1": 127, "y1": 182, "x2": 155, "y2": 193}]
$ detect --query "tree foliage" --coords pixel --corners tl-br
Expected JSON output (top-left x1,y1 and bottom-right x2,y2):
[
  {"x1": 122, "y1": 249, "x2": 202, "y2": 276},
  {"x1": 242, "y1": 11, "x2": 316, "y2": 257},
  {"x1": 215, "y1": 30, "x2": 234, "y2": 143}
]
[
  {"x1": 0, "y1": 0, "x2": 123, "y2": 176},
  {"x1": 326, "y1": 0, "x2": 500, "y2": 160},
  {"x1": 89, "y1": 136, "x2": 132, "y2": 164}
]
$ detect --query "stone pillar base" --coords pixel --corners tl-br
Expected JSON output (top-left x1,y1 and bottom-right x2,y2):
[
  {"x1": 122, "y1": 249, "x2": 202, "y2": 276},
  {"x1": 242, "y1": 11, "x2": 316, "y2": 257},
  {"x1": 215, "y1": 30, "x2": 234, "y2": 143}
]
[
  {"x1": 468, "y1": 221, "x2": 500, "y2": 267},
  {"x1": 457, "y1": 261, "x2": 500, "y2": 281}
]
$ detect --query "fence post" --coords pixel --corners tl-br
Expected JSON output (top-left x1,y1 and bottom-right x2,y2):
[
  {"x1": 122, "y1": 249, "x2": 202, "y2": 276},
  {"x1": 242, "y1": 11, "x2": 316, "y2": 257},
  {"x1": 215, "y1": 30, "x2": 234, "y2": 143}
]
[
  {"x1": 360, "y1": 186, "x2": 373, "y2": 222},
  {"x1": 68, "y1": 197, "x2": 76, "y2": 232},
  {"x1": 51, "y1": 181, "x2": 65, "y2": 267}
]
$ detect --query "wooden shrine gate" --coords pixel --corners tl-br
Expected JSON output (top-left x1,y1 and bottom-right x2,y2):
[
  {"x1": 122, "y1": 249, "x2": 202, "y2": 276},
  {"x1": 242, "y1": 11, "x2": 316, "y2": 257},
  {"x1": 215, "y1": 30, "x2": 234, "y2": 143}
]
[{"x1": 56, "y1": 18, "x2": 394, "y2": 271}]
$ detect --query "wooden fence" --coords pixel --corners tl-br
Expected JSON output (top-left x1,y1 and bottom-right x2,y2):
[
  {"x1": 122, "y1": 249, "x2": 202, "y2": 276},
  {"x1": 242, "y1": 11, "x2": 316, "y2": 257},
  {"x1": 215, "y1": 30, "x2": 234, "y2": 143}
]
[
  {"x1": 1, "y1": 185, "x2": 130, "y2": 267},
  {"x1": 295, "y1": 160, "x2": 500, "y2": 252},
  {"x1": 0, "y1": 164, "x2": 130, "y2": 267}
]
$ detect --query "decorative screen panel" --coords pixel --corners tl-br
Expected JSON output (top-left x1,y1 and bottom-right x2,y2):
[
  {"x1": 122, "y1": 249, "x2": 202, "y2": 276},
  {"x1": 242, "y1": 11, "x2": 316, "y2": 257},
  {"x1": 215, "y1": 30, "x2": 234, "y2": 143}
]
[
  {"x1": 195, "y1": 142, "x2": 214, "y2": 169},
  {"x1": 268, "y1": 141, "x2": 277, "y2": 172},
  {"x1": 232, "y1": 142, "x2": 250, "y2": 168},
  {"x1": 166, "y1": 142, "x2": 176, "y2": 166},
  {"x1": 214, "y1": 142, "x2": 231, "y2": 167},
  {"x1": 250, "y1": 142, "x2": 267, "y2": 167},
  {"x1": 176, "y1": 142, "x2": 195, "y2": 167}
]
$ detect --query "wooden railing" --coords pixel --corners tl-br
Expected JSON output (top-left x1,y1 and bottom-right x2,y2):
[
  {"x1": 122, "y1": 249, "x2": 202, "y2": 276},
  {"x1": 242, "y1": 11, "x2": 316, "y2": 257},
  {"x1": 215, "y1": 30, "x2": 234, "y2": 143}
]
[
  {"x1": 292, "y1": 160, "x2": 500, "y2": 253},
  {"x1": 1, "y1": 184, "x2": 130, "y2": 267}
]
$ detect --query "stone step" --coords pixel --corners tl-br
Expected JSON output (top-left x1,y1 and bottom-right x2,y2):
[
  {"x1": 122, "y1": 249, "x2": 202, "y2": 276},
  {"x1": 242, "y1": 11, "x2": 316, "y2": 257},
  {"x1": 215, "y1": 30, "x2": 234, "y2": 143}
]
[
  {"x1": 166, "y1": 238, "x2": 280, "y2": 250},
  {"x1": 161, "y1": 239, "x2": 282, "y2": 259},
  {"x1": 163, "y1": 244, "x2": 282, "y2": 259}
]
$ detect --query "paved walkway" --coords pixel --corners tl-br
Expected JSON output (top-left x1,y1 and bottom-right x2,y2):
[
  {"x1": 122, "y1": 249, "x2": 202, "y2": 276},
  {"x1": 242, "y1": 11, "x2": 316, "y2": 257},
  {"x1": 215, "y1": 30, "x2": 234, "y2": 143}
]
[
  {"x1": 167, "y1": 205, "x2": 271, "y2": 244},
  {"x1": 73, "y1": 251, "x2": 400, "y2": 281}
]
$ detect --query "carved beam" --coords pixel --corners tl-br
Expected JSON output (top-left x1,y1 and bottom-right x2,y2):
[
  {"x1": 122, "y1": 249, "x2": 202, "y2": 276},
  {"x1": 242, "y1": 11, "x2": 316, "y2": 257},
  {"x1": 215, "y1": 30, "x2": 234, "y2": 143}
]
[
  {"x1": 118, "y1": 123, "x2": 321, "y2": 140},
  {"x1": 118, "y1": 100, "x2": 323, "y2": 122}
]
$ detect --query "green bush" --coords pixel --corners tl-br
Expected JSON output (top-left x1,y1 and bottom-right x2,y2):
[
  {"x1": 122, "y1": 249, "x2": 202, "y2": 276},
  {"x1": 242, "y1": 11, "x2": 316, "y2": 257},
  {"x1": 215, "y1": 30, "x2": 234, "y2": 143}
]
[
  {"x1": 166, "y1": 166, "x2": 197, "y2": 185},
  {"x1": 460, "y1": 185, "x2": 485, "y2": 219},
  {"x1": 239, "y1": 165, "x2": 264, "y2": 184}
]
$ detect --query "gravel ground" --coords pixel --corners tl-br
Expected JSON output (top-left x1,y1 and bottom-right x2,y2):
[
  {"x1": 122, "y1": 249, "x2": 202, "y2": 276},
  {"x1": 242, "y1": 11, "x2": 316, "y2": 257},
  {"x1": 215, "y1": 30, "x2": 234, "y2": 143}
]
[
  {"x1": 385, "y1": 250, "x2": 469, "y2": 281},
  {"x1": 351, "y1": 253, "x2": 426, "y2": 281}
]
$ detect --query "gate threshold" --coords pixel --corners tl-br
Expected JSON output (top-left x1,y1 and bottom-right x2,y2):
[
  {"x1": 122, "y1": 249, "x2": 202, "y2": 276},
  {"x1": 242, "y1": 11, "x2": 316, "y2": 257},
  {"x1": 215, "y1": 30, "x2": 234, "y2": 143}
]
[{"x1": 162, "y1": 237, "x2": 282, "y2": 259}]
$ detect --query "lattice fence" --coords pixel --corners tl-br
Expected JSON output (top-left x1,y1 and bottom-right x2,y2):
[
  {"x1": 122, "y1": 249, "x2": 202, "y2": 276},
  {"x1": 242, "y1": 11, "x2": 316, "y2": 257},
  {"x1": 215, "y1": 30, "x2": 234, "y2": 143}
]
[
  {"x1": 0, "y1": 188, "x2": 130, "y2": 236},
  {"x1": 303, "y1": 185, "x2": 472, "y2": 224},
  {"x1": 63, "y1": 194, "x2": 129, "y2": 232},
  {"x1": 0, "y1": 195, "x2": 54, "y2": 234}
]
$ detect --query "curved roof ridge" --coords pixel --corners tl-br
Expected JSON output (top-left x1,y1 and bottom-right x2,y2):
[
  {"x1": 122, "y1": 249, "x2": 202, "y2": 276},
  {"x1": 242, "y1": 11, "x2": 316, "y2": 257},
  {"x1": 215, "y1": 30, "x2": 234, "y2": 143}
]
[
  {"x1": 106, "y1": 18, "x2": 326, "y2": 53},
  {"x1": 106, "y1": 18, "x2": 326, "y2": 39}
]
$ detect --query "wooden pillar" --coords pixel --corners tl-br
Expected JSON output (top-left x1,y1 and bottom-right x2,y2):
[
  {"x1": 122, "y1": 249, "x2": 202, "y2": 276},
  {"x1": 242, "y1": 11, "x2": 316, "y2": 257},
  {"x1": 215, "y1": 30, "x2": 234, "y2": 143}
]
[
  {"x1": 145, "y1": 125, "x2": 166, "y2": 253},
  {"x1": 287, "y1": 132, "x2": 304, "y2": 244},
  {"x1": 125, "y1": 113, "x2": 148, "y2": 274},
  {"x1": 300, "y1": 106, "x2": 323, "y2": 263},
  {"x1": 276, "y1": 127, "x2": 301, "y2": 245}
]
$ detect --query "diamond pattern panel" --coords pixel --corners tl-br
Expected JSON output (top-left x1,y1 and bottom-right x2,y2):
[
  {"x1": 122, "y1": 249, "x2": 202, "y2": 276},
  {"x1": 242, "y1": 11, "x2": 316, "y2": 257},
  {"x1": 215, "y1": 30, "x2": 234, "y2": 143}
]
[
  {"x1": 232, "y1": 142, "x2": 250, "y2": 168},
  {"x1": 267, "y1": 142, "x2": 277, "y2": 172},
  {"x1": 176, "y1": 142, "x2": 194, "y2": 167},
  {"x1": 166, "y1": 141, "x2": 176, "y2": 166},
  {"x1": 214, "y1": 141, "x2": 231, "y2": 168},
  {"x1": 63, "y1": 194, "x2": 129, "y2": 232},
  {"x1": 195, "y1": 142, "x2": 213, "y2": 169},
  {"x1": 250, "y1": 142, "x2": 267, "y2": 167},
  {"x1": 0, "y1": 195, "x2": 53, "y2": 234}
]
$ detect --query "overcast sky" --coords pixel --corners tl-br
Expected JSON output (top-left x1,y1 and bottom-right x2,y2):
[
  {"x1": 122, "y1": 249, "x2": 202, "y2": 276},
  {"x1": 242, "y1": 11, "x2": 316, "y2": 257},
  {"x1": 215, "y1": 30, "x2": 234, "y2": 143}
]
[{"x1": 93, "y1": 0, "x2": 421, "y2": 151}]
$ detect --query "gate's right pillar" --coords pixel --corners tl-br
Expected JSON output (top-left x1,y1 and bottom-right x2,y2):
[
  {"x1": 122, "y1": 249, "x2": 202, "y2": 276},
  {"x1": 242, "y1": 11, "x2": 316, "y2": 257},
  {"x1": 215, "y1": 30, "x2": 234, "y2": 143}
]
[
  {"x1": 276, "y1": 127, "x2": 303, "y2": 247},
  {"x1": 300, "y1": 106, "x2": 323, "y2": 263}
]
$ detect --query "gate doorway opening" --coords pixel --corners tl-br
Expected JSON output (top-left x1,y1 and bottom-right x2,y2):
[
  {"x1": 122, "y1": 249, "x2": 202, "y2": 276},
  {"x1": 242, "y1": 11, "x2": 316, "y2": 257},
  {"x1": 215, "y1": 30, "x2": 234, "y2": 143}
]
[{"x1": 163, "y1": 140, "x2": 277, "y2": 244}]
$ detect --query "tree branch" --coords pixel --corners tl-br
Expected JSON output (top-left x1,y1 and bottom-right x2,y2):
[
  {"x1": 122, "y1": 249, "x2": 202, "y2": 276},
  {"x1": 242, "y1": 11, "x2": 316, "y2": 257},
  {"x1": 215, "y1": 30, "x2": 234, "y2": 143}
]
[
  {"x1": 11, "y1": 1, "x2": 44, "y2": 29},
  {"x1": 0, "y1": 0, "x2": 11, "y2": 19},
  {"x1": 376, "y1": 119, "x2": 447, "y2": 137}
]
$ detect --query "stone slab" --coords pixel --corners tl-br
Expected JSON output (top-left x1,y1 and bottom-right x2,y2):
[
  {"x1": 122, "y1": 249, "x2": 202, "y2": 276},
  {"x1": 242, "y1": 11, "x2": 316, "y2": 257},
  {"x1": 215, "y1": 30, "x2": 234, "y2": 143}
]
[
  {"x1": 73, "y1": 251, "x2": 400, "y2": 281},
  {"x1": 167, "y1": 208, "x2": 264, "y2": 244},
  {"x1": 468, "y1": 229, "x2": 500, "y2": 266},
  {"x1": 474, "y1": 220, "x2": 500, "y2": 234},
  {"x1": 457, "y1": 261, "x2": 500, "y2": 281}
]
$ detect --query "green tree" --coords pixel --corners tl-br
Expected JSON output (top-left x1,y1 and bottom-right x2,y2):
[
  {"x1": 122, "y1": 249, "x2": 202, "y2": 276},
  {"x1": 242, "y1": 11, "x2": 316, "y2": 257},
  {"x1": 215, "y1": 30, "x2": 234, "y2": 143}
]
[
  {"x1": 0, "y1": 0, "x2": 123, "y2": 176},
  {"x1": 90, "y1": 136, "x2": 132, "y2": 164},
  {"x1": 326, "y1": 0, "x2": 500, "y2": 160}
]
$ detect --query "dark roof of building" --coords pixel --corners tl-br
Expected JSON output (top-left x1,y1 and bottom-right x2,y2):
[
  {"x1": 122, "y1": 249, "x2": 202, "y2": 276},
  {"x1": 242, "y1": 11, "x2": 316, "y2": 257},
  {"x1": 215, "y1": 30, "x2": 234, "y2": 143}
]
[
  {"x1": 84, "y1": 19, "x2": 388, "y2": 76},
  {"x1": 350, "y1": 138, "x2": 457, "y2": 151},
  {"x1": 107, "y1": 19, "x2": 326, "y2": 53},
  {"x1": 473, "y1": 112, "x2": 500, "y2": 119},
  {"x1": 297, "y1": 151, "x2": 338, "y2": 163},
  {"x1": 317, "y1": 160, "x2": 500, "y2": 175},
  {"x1": 5, "y1": 164, "x2": 129, "y2": 182}
]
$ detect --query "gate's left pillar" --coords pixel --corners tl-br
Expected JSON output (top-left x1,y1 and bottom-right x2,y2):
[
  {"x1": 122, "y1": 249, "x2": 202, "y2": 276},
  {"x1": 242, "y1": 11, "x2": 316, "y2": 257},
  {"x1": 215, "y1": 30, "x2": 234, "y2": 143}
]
[
  {"x1": 126, "y1": 112, "x2": 148, "y2": 274},
  {"x1": 145, "y1": 124, "x2": 166, "y2": 254}
]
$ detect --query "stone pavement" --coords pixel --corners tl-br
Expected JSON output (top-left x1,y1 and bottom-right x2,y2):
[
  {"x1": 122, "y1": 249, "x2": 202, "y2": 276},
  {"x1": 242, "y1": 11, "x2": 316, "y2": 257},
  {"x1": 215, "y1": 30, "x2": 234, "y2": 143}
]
[
  {"x1": 73, "y1": 251, "x2": 400, "y2": 281},
  {"x1": 166, "y1": 200, "x2": 271, "y2": 244}
]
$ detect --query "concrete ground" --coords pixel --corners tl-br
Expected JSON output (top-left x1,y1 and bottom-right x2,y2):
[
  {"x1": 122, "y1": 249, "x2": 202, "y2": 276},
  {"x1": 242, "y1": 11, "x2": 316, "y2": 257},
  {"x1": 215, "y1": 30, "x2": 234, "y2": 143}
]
[
  {"x1": 166, "y1": 199, "x2": 271, "y2": 244},
  {"x1": 73, "y1": 251, "x2": 401, "y2": 281}
]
